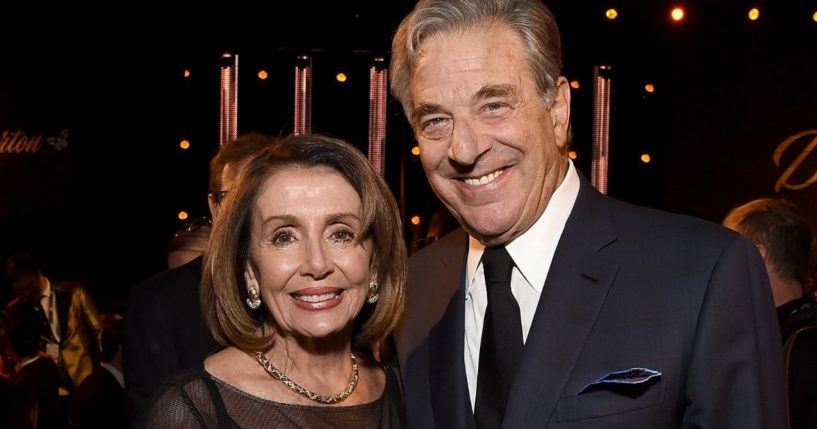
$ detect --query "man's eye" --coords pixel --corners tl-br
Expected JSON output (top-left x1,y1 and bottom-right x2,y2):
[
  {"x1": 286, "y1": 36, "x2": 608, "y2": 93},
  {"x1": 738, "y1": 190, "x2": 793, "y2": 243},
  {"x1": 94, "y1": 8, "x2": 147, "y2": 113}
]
[
  {"x1": 420, "y1": 117, "x2": 451, "y2": 139},
  {"x1": 484, "y1": 102, "x2": 506, "y2": 112},
  {"x1": 422, "y1": 117, "x2": 447, "y2": 129}
]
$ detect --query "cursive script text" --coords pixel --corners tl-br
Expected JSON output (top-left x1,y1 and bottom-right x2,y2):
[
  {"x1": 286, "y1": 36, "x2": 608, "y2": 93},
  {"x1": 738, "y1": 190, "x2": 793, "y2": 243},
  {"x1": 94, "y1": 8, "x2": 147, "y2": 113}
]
[{"x1": 0, "y1": 130, "x2": 44, "y2": 154}]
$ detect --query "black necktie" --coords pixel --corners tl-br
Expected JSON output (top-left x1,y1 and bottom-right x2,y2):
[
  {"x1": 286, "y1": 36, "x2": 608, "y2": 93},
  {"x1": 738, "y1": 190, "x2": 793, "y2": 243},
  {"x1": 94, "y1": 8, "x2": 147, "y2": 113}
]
[{"x1": 474, "y1": 246, "x2": 523, "y2": 429}]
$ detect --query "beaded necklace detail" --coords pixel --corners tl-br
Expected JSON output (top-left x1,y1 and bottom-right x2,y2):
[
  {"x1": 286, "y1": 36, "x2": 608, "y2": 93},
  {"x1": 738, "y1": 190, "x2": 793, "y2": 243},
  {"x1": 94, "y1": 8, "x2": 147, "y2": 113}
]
[{"x1": 254, "y1": 351, "x2": 359, "y2": 405}]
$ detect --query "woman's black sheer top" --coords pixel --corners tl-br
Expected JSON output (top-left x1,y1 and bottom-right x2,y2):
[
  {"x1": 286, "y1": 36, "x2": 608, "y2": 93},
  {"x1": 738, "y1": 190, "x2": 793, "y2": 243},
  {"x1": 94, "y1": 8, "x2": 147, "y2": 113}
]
[{"x1": 140, "y1": 362, "x2": 404, "y2": 429}]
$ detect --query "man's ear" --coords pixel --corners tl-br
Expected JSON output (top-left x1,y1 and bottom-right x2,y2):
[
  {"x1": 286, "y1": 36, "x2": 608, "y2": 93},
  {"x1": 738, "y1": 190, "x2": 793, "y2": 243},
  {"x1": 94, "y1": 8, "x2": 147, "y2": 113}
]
[
  {"x1": 207, "y1": 194, "x2": 219, "y2": 220},
  {"x1": 549, "y1": 76, "x2": 572, "y2": 150},
  {"x1": 756, "y1": 243, "x2": 769, "y2": 261}
]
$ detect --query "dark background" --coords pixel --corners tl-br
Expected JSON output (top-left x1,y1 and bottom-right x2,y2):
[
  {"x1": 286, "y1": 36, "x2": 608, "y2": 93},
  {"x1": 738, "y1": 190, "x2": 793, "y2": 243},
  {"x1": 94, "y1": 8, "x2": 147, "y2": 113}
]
[{"x1": 0, "y1": 1, "x2": 815, "y2": 310}]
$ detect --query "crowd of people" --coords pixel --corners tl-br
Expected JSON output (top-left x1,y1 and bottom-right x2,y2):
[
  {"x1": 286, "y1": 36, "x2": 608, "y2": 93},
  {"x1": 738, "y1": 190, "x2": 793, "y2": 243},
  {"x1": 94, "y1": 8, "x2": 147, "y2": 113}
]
[{"x1": 0, "y1": 0, "x2": 813, "y2": 428}]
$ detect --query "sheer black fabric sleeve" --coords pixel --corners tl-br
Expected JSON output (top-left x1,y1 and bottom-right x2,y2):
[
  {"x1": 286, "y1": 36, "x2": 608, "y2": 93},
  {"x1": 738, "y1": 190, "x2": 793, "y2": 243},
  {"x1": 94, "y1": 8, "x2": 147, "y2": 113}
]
[
  {"x1": 138, "y1": 370, "x2": 221, "y2": 429},
  {"x1": 138, "y1": 364, "x2": 405, "y2": 428}
]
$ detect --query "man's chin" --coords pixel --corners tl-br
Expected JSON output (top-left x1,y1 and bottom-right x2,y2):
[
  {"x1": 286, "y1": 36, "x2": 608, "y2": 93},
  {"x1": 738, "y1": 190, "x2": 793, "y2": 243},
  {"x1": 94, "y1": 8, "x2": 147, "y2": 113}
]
[{"x1": 464, "y1": 224, "x2": 514, "y2": 247}]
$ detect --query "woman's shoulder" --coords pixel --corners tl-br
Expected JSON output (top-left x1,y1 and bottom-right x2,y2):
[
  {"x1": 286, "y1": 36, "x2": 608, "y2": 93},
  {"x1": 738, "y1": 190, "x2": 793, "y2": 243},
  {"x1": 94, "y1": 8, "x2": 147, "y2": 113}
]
[
  {"x1": 378, "y1": 358, "x2": 400, "y2": 384},
  {"x1": 377, "y1": 359, "x2": 407, "y2": 428},
  {"x1": 138, "y1": 365, "x2": 217, "y2": 428}
]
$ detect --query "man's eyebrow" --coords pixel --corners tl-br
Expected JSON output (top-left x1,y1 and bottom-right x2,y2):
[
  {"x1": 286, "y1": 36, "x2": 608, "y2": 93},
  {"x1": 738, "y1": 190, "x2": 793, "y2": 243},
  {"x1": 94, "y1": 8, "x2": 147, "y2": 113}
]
[
  {"x1": 473, "y1": 84, "x2": 517, "y2": 102},
  {"x1": 412, "y1": 103, "x2": 445, "y2": 125}
]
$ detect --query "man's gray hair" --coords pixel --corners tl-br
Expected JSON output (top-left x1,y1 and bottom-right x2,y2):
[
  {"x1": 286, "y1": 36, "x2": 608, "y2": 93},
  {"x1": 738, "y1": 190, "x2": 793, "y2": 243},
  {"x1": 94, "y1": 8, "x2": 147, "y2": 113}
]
[{"x1": 390, "y1": 0, "x2": 563, "y2": 122}]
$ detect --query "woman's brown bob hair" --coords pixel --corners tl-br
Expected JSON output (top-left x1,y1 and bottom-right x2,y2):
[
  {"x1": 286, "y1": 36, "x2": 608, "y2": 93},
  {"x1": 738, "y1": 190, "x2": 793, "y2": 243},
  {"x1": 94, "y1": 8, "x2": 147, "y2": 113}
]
[{"x1": 201, "y1": 134, "x2": 406, "y2": 353}]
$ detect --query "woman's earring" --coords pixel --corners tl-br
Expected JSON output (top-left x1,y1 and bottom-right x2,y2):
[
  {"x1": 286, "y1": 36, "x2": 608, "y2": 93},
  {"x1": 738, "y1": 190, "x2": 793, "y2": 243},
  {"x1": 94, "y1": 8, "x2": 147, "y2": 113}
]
[
  {"x1": 246, "y1": 284, "x2": 262, "y2": 309},
  {"x1": 367, "y1": 280, "x2": 379, "y2": 304},
  {"x1": 244, "y1": 270, "x2": 262, "y2": 310}
]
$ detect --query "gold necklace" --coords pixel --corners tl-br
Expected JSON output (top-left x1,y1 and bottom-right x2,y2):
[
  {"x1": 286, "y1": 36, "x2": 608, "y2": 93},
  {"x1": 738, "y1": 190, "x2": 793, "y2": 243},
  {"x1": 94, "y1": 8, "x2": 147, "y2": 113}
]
[{"x1": 255, "y1": 351, "x2": 359, "y2": 405}]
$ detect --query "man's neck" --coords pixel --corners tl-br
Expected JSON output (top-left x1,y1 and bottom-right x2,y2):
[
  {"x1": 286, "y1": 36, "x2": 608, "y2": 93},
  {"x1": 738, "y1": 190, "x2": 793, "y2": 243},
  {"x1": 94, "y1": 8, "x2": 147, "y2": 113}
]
[{"x1": 770, "y1": 274, "x2": 803, "y2": 308}]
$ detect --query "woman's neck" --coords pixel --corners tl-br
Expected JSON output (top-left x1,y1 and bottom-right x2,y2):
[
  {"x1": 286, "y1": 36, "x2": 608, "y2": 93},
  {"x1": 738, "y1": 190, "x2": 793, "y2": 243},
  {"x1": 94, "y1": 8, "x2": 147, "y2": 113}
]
[{"x1": 260, "y1": 324, "x2": 357, "y2": 386}]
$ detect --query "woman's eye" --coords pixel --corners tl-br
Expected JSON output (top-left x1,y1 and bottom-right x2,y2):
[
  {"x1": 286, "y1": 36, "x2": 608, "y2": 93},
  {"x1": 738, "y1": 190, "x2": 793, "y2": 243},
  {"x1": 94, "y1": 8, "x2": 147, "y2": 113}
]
[
  {"x1": 271, "y1": 230, "x2": 295, "y2": 246},
  {"x1": 330, "y1": 230, "x2": 356, "y2": 244}
]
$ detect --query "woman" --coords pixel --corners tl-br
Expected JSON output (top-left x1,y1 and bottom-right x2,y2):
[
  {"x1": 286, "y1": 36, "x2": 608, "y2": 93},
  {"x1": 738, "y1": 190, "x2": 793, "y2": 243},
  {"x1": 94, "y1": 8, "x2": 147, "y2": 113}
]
[{"x1": 142, "y1": 134, "x2": 406, "y2": 428}]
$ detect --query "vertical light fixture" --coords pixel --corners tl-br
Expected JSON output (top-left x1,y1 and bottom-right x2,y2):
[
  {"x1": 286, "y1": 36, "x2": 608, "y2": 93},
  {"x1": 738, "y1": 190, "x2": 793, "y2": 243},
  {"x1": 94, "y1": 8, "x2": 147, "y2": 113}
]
[
  {"x1": 294, "y1": 55, "x2": 313, "y2": 135},
  {"x1": 368, "y1": 57, "x2": 388, "y2": 176},
  {"x1": 219, "y1": 52, "x2": 238, "y2": 146},
  {"x1": 592, "y1": 65, "x2": 612, "y2": 194}
]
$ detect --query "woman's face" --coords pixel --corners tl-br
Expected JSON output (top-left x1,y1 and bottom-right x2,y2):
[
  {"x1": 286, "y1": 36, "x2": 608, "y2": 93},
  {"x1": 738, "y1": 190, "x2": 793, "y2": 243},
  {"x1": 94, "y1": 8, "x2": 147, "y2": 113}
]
[{"x1": 246, "y1": 165, "x2": 373, "y2": 341}]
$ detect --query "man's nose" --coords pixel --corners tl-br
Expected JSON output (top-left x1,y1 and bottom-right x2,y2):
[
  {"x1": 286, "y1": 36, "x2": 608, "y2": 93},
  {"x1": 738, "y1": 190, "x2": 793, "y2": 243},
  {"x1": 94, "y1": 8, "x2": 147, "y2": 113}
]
[{"x1": 448, "y1": 120, "x2": 490, "y2": 166}]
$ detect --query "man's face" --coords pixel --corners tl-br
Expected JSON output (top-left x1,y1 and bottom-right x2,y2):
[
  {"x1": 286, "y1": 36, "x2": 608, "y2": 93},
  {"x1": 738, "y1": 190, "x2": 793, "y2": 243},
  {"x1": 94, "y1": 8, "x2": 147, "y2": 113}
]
[
  {"x1": 12, "y1": 273, "x2": 43, "y2": 302},
  {"x1": 410, "y1": 25, "x2": 571, "y2": 246},
  {"x1": 208, "y1": 158, "x2": 253, "y2": 220}
]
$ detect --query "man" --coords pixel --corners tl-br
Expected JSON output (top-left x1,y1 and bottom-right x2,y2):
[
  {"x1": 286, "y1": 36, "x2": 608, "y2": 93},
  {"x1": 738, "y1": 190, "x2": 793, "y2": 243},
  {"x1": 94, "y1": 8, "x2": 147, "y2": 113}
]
[
  {"x1": 165, "y1": 216, "x2": 211, "y2": 269},
  {"x1": 70, "y1": 312, "x2": 127, "y2": 428},
  {"x1": 4, "y1": 251, "x2": 102, "y2": 428},
  {"x1": 124, "y1": 133, "x2": 276, "y2": 419},
  {"x1": 390, "y1": 0, "x2": 786, "y2": 427},
  {"x1": 4, "y1": 252, "x2": 102, "y2": 397},
  {"x1": 7, "y1": 308, "x2": 60, "y2": 429},
  {"x1": 723, "y1": 198, "x2": 817, "y2": 429}
]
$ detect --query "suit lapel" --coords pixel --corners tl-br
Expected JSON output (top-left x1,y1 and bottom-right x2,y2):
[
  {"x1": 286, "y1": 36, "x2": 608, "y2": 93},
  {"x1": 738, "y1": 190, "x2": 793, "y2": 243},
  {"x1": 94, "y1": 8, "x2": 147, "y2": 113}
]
[
  {"x1": 427, "y1": 230, "x2": 475, "y2": 429},
  {"x1": 55, "y1": 282, "x2": 71, "y2": 344},
  {"x1": 505, "y1": 177, "x2": 620, "y2": 427}
]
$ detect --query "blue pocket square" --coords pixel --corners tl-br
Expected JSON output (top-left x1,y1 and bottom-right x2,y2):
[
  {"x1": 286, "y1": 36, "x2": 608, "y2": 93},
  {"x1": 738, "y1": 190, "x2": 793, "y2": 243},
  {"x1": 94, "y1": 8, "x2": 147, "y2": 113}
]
[{"x1": 577, "y1": 368, "x2": 662, "y2": 394}]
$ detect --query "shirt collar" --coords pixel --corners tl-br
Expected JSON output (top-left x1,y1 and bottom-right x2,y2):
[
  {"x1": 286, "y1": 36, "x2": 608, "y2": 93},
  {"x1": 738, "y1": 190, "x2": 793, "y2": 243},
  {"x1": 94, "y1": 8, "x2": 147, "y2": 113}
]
[
  {"x1": 41, "y1": 278, "x2": 53, "y2": 299},
  {"x1": 467, "y1": 160, "x2": 580, "y2": 292},
  {"x1": 16, "y1": 355, "x2": 41, "y2": 372},
  {"x1": 101, "y1": 362, "x2": 125, "y2": 389}
]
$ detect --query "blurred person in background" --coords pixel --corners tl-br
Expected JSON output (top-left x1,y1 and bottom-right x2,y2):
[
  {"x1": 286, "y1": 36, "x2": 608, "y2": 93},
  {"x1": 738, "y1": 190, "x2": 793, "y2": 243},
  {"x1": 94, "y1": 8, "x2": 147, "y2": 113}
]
[
  {"x1": 165, "y1": 217, "x2": 212, "y2": 270},
  {"x1": 70, "y1": 312, "x2": 126, "y2": 429},
  {"x1": 724, "y1": 197, "x2": 817, "y2": 429},
  {"x1": 3, "y1": 251, "x2": 102, "y2": 427},
  {"x1": 124, "y1": 133, "x2": 280, "y2": 421},
  {"x1": 8, "y1": 309, "x2": 60, "y2": 429}
]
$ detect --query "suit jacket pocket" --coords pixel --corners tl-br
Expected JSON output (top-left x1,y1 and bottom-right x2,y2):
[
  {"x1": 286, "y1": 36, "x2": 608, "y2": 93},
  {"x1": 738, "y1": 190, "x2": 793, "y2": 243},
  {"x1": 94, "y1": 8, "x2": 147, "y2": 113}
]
[{"x1": 555, "y1": 379, "x2": 666, "y2": 422}]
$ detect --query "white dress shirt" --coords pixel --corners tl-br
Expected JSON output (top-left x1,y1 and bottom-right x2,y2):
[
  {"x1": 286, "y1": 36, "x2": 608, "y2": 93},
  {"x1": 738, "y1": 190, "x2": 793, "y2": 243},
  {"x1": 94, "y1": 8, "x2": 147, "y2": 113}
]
[
  {"x1": 40, "y1": 278, "x2": 61, "y2": 343},
  {"x1": 464, "y1": 160, "x2": 580, "y2": 409}
]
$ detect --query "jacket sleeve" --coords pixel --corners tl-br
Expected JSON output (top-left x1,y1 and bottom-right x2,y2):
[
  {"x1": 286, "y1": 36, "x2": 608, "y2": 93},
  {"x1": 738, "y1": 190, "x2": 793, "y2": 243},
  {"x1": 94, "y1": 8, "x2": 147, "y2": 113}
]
[
  {"x1": 124, "y1": 280, "x2": 179, "y2": 424},
  {"x1": 76, "y1": 284, "x2": 103, "y2": 357},
  {"x1": 683, "y1": 235, "x2": 787, "y2": 428}
]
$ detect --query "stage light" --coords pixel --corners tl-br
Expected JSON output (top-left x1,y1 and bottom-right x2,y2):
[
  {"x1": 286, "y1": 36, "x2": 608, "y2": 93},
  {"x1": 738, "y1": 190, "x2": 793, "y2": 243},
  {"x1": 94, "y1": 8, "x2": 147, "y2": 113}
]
[
  {"x1": 183, "y1": 69, "x2": 191, "y2": 78},
  {"x1": 258, "y1": 70, "x2": 268, "y2": 80},
  {"x1": 336, "y1": 72, "x2": 347, "y2": 83},
  {"x1": 570, "y1": 80, "x2": 580, "y2": 89},
  {"x1": 178, "y1": 211, "x2": 189, "y2": 221},
  {"x1": 411, "y1": 146, "x2": 421, "y2": 156},
  {"x1": 605, "y1": 9, "x2": 618, "y2": 20},
  {"x1": 748, "y1": 8, "x2": 759, "y2": 21},
  {"x1": 410, "y1": 215, "x2": 421, "y2": 226},
  {"x1": 641, "y1": 153, "x2": 652, "y2": 163},
  {"x1": 179, "y1": 139, "x2": 190, "y2": 150},
  {"x1": 671, "y1": 7, "x2": 684, "y2": 22},
  {"x1": 568, "y1": 150, "x2": 578, "y2": 160},
  {"x1": 645, "y1": 83, "x2": 655, "y2": 93},
  {"x1": 813, "y1": 11, "x2": 817, "y2": 22}
]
